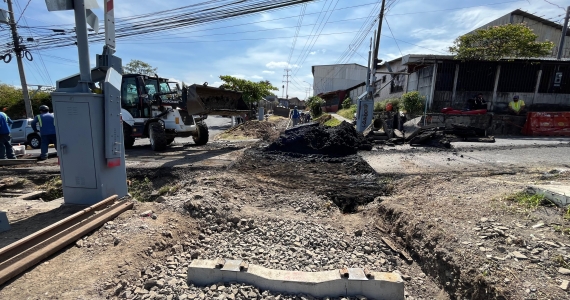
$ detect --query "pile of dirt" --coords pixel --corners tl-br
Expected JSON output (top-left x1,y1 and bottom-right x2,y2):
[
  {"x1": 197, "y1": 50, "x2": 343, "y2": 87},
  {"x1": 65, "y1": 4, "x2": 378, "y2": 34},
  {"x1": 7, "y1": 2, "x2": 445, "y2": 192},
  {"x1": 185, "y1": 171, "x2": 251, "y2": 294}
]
[
  {"x1": 266, "y1": 121, "x2": 372, "y2": 156},
  {"x1": 219, "y1": 121, "x2": 281, "y2": 141}
]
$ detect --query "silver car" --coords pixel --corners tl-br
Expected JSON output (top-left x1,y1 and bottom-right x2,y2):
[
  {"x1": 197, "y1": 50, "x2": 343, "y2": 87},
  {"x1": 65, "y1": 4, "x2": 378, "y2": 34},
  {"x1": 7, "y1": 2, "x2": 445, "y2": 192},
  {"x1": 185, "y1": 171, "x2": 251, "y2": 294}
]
[{"x1": 10, "y1": 118, "x2": 41, "y2": 149}]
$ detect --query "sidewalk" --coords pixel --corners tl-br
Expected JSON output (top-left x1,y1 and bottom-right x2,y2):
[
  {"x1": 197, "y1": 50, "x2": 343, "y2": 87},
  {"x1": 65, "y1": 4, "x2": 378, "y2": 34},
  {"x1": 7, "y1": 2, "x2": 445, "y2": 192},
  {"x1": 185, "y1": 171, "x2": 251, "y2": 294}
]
[{"x1": 330, "y1": 113, "x2": 352, "y2": 123}]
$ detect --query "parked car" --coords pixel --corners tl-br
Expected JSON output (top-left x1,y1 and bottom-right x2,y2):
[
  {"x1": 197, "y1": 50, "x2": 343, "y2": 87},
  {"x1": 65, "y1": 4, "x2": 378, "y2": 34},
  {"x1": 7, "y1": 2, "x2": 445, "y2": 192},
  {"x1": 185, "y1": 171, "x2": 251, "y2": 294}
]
[{"x1": 10, "y1": 118, "x2": 41, "y2": 149}]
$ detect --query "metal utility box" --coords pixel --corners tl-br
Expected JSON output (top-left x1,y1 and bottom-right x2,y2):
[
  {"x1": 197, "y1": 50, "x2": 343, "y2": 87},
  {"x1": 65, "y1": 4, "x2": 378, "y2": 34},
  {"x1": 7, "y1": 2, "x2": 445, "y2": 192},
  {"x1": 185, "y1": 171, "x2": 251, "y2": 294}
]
[{"x1": 51, "y1": 91, "x2": 127, "y2": 205}]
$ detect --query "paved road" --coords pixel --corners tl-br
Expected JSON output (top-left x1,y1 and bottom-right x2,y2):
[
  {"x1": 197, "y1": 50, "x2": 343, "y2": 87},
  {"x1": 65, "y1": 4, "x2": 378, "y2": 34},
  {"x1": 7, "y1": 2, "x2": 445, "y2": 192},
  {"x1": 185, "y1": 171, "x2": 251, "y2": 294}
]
[
  {"x1": 19, "y1": 116, "x2": 233, "y2": 158},
  {"x1": 133, "y1": 115, "x2": 232, "y2": 147},
  {"x1": 362, "y1": 137, "x2": 570, "y2": 175}
]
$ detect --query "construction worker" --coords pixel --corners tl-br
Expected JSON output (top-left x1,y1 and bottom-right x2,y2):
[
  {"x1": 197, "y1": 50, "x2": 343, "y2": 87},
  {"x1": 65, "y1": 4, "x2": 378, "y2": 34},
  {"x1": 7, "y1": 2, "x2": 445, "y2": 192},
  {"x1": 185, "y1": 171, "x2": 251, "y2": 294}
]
[
  {"x1": 508, "y1": 95, "x2": 526, "y2": 115},
  {"x1": 31, "y1": 105, "x2": 57, "y2": 161},
  {"x1": 0, "y1": 111, "x2": 16, "y2": 159},
  {"x1": 290, "y1": 106, "x2": 300, "y2": 126}
]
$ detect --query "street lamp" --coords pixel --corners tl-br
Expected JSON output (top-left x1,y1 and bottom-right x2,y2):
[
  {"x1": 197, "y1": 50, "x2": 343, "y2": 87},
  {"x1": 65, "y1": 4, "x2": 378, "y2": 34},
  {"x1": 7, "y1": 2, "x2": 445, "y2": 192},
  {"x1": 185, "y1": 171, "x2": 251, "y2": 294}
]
[{"x1": 303, "y1": 81, "x2": 312, "y2": 98}]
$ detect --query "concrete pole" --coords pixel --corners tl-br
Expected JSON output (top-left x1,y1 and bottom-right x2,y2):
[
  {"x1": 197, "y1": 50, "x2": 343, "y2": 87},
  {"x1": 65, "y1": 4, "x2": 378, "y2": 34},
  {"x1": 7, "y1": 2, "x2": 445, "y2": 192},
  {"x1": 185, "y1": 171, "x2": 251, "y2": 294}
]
[
  {"x1": 492, "y1": 65, "x2": 501, "y2": 112},
  {"x1": 451, "y1": 64, "x2": 460, "y2": 105},
  {"x1": 6, "y1": 0, "x2": 33, "y2": 118},
  {"x1": 428, "y1": 62, "x2": 438, "y2": 110},
  {"x1": 73, "y1": 0, "x2": 92, "y2": 92},
  {"x1": 533, "y1": 69, "x2": 542, "y2": 105},
  {"x1": 557, "y1": 6, "x2": 570, "y2": 60}
]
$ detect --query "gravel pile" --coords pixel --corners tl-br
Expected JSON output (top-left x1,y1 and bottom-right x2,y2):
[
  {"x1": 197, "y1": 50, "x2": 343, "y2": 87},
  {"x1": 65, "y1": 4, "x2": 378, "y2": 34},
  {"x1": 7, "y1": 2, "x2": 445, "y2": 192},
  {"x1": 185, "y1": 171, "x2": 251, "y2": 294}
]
[
  {"x1": 266, "y1": 121, "x2": 372, "y2": 156},
  {"x1": 113, "y1": 194, "x2": 407, "y2": 300}
]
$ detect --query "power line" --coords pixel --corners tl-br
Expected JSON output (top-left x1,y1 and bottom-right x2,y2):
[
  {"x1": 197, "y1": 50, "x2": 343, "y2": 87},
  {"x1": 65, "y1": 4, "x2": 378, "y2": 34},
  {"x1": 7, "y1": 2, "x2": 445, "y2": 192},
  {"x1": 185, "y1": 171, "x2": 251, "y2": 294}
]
[
  {"x1": 286, "y1": 3, "x2": 307, "y2": 66},
  {"x1": 384, "y1": 17, "x2": 402, "y2": 57},
  {"x1": 15, "y1": 0, "x2": 31, "y2": 25}
]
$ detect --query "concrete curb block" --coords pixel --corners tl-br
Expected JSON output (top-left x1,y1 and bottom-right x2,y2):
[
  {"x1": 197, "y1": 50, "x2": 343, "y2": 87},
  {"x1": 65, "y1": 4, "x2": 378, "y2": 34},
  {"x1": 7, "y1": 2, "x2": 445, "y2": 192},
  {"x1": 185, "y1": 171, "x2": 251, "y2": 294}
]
[
  {"x1": 187, "y1": 259, "x2": 404, "y2": 300},
  {"x1": 528, "y1": 185, "x2": 570, "y2": 207}
]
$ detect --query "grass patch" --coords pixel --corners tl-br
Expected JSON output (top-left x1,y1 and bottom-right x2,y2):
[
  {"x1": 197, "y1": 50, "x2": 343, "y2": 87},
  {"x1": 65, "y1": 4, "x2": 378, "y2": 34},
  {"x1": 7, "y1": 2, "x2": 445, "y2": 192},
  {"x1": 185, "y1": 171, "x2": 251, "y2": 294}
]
[
  {"x1": 128, "y1": 177, "x2": 154, "y2": 202},
  {"x1": 337, "y1": 105, "x2": 356, "y2": 120},
  {"x1": 565, "y1": 206, "x2": 570, "y2": 220},
  {"x1": 158, "y1": 183, "x2": 181, "y2": 196},
  {"x1": 313, "y1": 113, "x2": 331, "y2": 124},
  {"x1": 324, "y1": 117, "x2": 342, "y2": 127},
  {"x1": 41, "y1": 176, "x2": 63, "y2": 201},
  {"x1": 505, "y1": 192, "x2": 549, "y2": 210}
]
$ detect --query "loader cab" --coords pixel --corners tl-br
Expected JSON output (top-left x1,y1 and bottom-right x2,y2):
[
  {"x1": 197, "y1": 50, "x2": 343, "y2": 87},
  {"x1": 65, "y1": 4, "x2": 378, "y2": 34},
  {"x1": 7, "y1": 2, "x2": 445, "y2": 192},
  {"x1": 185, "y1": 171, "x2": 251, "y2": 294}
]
[{"x1": 121, "y1": 74, "x2": 175, "y2": 118}]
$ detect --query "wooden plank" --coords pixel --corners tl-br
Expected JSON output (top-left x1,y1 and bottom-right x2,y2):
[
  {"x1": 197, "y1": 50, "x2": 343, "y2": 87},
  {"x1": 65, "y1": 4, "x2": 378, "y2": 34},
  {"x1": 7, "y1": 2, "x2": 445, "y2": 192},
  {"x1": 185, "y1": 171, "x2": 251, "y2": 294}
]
[{"x1": 381, "y1": 237, "x2": 413, "y2": 263}]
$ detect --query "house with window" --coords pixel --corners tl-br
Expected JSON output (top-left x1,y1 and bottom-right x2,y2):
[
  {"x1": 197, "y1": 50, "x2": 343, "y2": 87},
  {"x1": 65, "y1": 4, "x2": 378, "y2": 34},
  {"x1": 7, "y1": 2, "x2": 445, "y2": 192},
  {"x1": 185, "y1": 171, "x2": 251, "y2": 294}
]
[{"x1": 374, "y1": 54, "x2": 570, "y2": 113}]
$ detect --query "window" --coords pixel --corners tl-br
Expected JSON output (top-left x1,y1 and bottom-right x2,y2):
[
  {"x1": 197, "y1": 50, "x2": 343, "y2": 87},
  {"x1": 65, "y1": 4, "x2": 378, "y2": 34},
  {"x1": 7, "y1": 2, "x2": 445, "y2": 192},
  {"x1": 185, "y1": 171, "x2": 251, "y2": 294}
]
[
  {"x1": 121, "y1": 77, "x2": 138, "y2": 108},
  {"x1": 10, "y1": 120, "x2": 23, "y2": 129},
  {"x1": 382, "y1": 75, "x2": 386, "y2": 83},
  {"x1": 390, "y1": 74, "x2": 405, "y2": 93}
]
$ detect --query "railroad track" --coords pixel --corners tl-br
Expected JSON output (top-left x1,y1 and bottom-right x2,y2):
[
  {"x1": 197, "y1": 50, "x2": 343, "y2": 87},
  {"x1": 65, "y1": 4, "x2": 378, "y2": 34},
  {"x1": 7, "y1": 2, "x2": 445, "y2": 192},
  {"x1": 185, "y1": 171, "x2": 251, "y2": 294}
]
[{"x1": 0, "y1": 195, "x2": 133, "y2": 286}]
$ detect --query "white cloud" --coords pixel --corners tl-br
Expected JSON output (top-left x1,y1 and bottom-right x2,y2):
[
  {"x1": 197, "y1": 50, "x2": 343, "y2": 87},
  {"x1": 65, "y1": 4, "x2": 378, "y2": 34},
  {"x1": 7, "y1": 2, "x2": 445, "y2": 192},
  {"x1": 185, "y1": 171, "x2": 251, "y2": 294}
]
[
  {"x1": 250, "y1": 75, "x2": 263, "y2": 80},
  {"x1": 230, "y1": 74, "x2": 246, "y2": 79},
  {"x1": 262, "y1": 70, "x2": 275, "y2": 74},
  {"x1": 265, "y1": 61, "x2": 299, "y2": 69},
  {"x1": 310, "y1": 51, "x2": 316, "y2": 55}
]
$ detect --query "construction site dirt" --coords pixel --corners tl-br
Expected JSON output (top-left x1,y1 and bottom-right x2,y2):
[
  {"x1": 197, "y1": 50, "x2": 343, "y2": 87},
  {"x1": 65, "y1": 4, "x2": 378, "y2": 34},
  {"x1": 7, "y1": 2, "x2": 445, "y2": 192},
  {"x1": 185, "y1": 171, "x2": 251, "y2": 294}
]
[{"x1": 1, "y1": 120, "x2": 570, "y2": 300}]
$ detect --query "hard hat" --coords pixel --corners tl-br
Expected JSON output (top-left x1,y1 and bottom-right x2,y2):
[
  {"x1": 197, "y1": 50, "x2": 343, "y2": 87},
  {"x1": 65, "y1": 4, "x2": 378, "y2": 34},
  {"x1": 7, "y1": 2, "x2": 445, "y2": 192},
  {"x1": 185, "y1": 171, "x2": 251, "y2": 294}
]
[
  {"x1": 513, "y1": 95, "x2": 519, "y2": 99},
  {"x1": 39, "y1": 105, "x2": 49, "y2": 112}
]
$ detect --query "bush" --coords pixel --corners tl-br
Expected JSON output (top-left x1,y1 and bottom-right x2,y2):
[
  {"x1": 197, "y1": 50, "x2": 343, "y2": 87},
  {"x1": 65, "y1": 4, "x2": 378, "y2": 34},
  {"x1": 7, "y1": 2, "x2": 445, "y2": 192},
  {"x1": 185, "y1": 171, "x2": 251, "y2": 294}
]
[
  {"x1": 374, "y1": 101, "x2": 386, "y2": 112},
  {"x1": 337, "y1": 104, "x2": 356, "y2": 120},
  {"x1": 374, "y1": 98, "x2": 401, "y2": 112},
  {"x1": 401, "y1": 91, "x2": 425, "y2": 115},
  {"x1": 341, "y1": 97, "x2": 352, "y2": 109},
  {"x1": 306, "y1": 96, "x2": 325, "y2": 117}
]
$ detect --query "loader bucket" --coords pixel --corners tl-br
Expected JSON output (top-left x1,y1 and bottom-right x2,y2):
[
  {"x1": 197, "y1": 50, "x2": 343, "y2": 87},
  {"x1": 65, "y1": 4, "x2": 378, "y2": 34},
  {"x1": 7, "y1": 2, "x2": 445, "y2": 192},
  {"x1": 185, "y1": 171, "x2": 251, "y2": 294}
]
[{"x1": 184, "y1": 84, "x2": 250, "y2": 116}]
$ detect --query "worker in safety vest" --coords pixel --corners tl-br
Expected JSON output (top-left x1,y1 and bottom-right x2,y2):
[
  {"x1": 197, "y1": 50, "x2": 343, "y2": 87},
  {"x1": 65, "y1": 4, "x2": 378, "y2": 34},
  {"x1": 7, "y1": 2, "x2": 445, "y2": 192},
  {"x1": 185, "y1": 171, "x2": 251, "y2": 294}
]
[
  {"x1": 0, "y1": 111, "x2": 16, "y2": 159},
  {"x1": 290, "y1": 106, "x2": 300, "y2": 126},
  {"x1": 31, "y1": 105, "x2": 57, "y2": 161},
  {"x1": 508, "y1": 95, "x2": 526, "y2": 115}
]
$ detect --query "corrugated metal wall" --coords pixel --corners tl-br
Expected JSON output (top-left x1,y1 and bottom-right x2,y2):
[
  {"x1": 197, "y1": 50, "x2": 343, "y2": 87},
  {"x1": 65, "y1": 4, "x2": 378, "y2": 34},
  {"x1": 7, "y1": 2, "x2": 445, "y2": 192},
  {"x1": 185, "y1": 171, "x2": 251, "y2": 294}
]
[{"x1": 313, "y1": 64, "x2": 367, "y2": 95}]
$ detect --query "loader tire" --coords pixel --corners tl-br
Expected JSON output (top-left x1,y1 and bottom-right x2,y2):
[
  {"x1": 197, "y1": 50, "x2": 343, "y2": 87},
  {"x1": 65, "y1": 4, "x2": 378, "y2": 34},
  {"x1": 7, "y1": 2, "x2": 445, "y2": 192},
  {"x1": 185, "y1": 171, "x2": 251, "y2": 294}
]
[
  {"x1": 149, "y1": 122, "x2": 168, "y2": 151},
  {"x1": 123, "y1": 124, "x2": 135, "y2": 149},
  {"x1": 193, "y1": 123, "x2": 209, "y2": 146}
]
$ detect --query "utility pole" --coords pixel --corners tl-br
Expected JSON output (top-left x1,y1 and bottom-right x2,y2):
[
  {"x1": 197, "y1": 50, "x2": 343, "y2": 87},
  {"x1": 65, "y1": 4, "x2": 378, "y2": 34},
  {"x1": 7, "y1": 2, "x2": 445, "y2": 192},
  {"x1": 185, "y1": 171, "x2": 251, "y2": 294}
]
[
  {"x1": 6, "y1": 0, "x2": 33, "y2": 119},
  {"x1": 371, "y1": 0, "x2": 386, "y2": 89},
  {"x1": 557, "y1": 6, "x2": 570, "y2": 60},
  {"x1": 356, "y1": 0, "x2": 386, "y2": 132},
  {"x1": 283, "y1": 69, "x2": 291, "y2": 100}
]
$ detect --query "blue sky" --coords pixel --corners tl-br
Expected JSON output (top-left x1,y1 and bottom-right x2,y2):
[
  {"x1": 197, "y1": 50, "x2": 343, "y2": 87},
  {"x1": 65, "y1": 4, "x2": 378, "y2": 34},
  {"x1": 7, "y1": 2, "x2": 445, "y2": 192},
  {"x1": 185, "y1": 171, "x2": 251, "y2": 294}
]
[{"x1": 0, "y1": 0, "x2": 568, "y2": 99}]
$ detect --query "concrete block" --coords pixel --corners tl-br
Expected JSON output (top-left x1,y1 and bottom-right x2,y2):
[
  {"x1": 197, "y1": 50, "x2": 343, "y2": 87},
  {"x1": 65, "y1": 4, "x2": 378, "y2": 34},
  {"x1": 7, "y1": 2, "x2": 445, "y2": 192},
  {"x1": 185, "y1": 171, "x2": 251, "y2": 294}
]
[
  {"x1": 188, "y1": 259, "x2": 404, "y2": 300},
  {"x1": 528, "y1": 185, "x2": 570, "y2": 207},
  {"x1": 0, "y1": 211, "x2": 10, "y2": 232}
]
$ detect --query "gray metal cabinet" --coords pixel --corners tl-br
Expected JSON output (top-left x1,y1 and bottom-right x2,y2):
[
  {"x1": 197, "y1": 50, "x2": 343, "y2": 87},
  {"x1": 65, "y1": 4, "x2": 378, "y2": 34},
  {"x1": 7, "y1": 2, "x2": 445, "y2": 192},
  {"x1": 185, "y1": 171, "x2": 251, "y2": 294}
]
[{"x1": 53, "y1": 101, "x2": 97, "y2": 189}]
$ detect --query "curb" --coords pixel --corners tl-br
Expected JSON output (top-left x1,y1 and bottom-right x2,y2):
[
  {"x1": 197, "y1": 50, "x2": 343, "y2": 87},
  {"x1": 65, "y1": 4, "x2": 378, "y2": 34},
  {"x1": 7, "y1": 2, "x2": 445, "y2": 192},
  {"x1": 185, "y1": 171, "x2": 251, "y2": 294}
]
[{"x1": 188, "y1": 259, "x2": 404, "y2": 300}]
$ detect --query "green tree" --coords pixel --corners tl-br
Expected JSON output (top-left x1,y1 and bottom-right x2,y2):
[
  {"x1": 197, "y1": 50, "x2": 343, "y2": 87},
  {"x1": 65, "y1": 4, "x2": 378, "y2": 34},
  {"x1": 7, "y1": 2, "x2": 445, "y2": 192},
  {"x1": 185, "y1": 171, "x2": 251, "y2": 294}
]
[
  {"x1": 341, "y1": 97, "x2": 352, "y2": 109},
  {"x1": 123, "y1": 59, "x2": 158, "y2": 75},
  {"x1": 219, "y1": 75, "x2": 278, "y2": 104},
  {"x1": 0, "y1": 83, "x2": 52, "y2": 118},
  {"x1": 449, "y1": 23, "x2": 554, "y2": 61},
  {"x1": 306, "y1": 95, "x2": 325, "y2": 117}
]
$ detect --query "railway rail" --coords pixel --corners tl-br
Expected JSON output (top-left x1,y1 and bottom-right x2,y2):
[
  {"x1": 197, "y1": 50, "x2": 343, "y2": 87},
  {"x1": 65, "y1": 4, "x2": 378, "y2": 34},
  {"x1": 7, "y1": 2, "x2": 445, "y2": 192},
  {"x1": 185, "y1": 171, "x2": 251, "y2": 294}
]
[{"x1": 0, "y1": 195, "x2": 133, "y2": 286}]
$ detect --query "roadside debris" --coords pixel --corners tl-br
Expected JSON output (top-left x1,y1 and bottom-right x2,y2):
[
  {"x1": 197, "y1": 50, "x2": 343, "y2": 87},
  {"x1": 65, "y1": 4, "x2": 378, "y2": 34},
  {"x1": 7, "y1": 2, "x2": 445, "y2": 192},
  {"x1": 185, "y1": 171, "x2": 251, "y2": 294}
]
[
  {"x1": 366, "y1": 116, "x2": 495, "y2": 148},
  {"x1": 217, "y1": 120, "x2": 282, "y2": 141},
  {"x1": 266, "y1": 121, "x2": 372, "y2": 156}
]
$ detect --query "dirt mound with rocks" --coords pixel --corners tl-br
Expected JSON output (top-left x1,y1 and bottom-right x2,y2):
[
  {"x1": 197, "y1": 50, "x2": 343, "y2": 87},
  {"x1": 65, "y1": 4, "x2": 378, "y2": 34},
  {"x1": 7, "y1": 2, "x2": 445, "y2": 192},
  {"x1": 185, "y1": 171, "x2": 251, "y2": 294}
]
[
  {"x1": 266, "y1": 121, "x2": 372, "y2": 156},
  {"x1": 235, "y1": 149, "x2": 388, "y2": 212},
  {"x1": 219, "y1": 121, "x2": 281, "y2": 141}
]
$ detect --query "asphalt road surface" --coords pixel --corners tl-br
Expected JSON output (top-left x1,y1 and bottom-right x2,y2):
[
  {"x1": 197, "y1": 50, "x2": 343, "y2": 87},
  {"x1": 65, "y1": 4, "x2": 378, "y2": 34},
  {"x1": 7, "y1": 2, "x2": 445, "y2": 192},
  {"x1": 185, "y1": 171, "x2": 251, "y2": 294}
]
[{"x1": 21, "y1": 116, "x2": 233, "y2": 156}]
